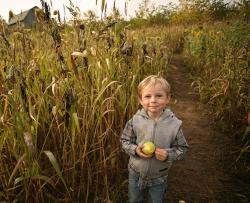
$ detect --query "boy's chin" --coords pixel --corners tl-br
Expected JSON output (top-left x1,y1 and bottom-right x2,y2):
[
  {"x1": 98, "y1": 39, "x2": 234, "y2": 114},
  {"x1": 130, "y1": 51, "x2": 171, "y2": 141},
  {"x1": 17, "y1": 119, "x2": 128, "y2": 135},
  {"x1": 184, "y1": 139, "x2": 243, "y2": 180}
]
[{"x1": 148, "y1": 110, "x2": 162, "y2": 114}]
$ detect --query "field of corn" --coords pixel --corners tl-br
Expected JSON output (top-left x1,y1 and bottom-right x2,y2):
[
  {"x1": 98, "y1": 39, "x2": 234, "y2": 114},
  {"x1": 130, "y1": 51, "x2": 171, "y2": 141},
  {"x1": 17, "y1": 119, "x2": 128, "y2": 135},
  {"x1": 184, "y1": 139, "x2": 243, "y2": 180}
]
[
  {"x1": 0, "y1": 9, "x2": 182, "y2": 203},
  {"x1": 0, "y1": 0, "x2": 249, "y2": 202}
]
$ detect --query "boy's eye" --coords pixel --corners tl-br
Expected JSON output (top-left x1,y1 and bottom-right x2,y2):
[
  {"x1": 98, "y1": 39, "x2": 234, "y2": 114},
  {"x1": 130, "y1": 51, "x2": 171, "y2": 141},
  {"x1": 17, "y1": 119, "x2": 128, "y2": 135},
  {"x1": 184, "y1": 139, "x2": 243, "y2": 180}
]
[
  {"x1": 144, "y1": 95, "x2": 151, "y2": 98},
  {"x1": 156, "y1": 94, "x2": 163, "y2": 97}
]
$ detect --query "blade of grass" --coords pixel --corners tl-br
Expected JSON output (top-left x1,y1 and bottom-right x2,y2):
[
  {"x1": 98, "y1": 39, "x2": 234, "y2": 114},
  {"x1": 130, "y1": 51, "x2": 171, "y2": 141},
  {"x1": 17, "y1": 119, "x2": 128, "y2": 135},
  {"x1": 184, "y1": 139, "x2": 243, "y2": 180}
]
[
  {"x1": 43, "y1": 150, "x2": 71, "y2": 197},
  {"x1": 8, "y1": 154, "x2": 26, "y2": 186}
]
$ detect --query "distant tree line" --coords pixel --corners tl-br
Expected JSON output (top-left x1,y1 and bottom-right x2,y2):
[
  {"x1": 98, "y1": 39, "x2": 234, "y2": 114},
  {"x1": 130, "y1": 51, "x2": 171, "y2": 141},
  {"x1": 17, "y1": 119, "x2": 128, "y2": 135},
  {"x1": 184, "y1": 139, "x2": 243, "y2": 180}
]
[{"x1": 129, "y1": 0, "x2": 250, "y2": 27}]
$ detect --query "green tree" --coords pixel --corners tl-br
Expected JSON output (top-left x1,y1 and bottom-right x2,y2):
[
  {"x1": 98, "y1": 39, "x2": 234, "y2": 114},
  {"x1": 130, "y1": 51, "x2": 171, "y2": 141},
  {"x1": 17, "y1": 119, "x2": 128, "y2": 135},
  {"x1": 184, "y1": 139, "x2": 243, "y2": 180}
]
[
  {"x1": 205, "y1": 0, "x2": 229, "y2": 21},
  {"x1": 236, "y1": 0, "x2": 250, "y2": 22}
]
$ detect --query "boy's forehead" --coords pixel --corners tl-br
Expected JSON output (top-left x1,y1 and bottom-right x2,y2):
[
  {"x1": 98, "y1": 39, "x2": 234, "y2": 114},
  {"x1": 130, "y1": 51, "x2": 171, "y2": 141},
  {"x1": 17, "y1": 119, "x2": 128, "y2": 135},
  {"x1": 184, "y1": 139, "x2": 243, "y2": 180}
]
[
  {"x1": 144, "y1": 82, "x2": 163, "y2": 88},
  {"x1": 142, "y1": 83, "x2": 165, "y2": 92}
]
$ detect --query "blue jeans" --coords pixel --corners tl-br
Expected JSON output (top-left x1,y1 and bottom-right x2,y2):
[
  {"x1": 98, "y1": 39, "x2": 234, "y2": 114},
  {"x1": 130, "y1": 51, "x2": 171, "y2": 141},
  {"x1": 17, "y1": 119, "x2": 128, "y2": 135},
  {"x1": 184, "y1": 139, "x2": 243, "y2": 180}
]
[{"x1": 128, "y1": 170, "x2": 167, "y2": 203}]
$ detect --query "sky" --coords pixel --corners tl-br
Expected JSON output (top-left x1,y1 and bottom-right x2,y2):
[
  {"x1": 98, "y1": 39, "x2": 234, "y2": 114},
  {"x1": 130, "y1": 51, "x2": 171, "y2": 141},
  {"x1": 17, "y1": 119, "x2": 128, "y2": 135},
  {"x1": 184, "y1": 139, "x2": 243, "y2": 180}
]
[{"x1": 0, "y1": 0, "x2": 179, "y2": 22}]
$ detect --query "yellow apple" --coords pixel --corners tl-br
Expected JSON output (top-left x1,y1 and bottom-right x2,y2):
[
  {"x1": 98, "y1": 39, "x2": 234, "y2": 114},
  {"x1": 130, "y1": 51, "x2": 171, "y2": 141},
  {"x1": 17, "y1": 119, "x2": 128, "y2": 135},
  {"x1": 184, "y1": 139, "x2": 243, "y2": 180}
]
[{"x1": 142, "y1": 141, "x2": 155, "y2": 155}]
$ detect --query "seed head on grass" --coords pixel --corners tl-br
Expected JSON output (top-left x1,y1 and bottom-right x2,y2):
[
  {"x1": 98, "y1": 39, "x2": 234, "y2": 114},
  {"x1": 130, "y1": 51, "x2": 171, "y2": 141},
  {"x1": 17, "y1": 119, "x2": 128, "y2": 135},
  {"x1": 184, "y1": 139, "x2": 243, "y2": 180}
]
[
  {"x1": 121, "y1": 42, "x2": 133, "y2": 56},
  {"x1": 24, "y1": 132, "x2": 35, "y2": 155},
  {"x1": 53, "y1": 10, "x2": 58, "y2": 15},
  {"x1": 40, "y1": 0, "x2": 51, "y2": 22}
]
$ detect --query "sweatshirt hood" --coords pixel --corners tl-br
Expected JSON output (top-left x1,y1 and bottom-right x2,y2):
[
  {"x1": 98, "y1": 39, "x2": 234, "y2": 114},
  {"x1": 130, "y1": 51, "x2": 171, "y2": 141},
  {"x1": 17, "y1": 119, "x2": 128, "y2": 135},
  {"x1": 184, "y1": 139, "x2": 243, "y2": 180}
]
[{"x1": 135, "y1": 108, "x2": 174, "y2": 121}]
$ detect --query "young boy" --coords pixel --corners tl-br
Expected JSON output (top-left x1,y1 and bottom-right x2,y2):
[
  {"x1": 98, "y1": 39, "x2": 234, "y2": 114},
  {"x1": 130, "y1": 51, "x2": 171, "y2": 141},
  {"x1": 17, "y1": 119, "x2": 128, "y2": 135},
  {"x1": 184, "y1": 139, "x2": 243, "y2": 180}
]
[{"x1": 120, "y1": 75, "x2": 189, "y2": 203}]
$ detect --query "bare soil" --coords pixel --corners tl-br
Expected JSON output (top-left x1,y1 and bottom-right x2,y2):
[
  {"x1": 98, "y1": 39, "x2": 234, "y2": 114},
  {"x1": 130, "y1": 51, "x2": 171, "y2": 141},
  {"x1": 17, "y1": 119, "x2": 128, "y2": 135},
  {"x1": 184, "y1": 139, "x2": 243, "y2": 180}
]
[{"x1": 165, "y1": 54, "x2": 250, "y2": 203}]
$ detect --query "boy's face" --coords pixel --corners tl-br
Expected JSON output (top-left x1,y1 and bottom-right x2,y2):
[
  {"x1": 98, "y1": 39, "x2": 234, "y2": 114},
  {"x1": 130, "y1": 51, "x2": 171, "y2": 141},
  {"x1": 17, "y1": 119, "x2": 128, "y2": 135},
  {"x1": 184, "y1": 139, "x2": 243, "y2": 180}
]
[{"x1": 139, "y1": 83, "x2": 170, "y2": 118}]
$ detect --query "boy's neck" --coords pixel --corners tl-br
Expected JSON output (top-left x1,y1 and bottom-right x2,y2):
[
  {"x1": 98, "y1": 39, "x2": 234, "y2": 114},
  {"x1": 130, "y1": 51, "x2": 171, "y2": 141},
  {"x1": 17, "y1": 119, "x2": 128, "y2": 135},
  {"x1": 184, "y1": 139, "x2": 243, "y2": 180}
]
[{"x1": 147, "y1": 111, "x2": 163, "y2": 122}]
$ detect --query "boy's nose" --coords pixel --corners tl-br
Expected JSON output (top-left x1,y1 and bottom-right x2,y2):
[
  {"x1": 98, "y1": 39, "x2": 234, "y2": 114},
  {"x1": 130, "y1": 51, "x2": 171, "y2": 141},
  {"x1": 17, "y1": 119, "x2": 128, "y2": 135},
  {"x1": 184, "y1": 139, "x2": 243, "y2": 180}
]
[{"x1": 150, "y1": 96, "x2": 156, "y2": 102}]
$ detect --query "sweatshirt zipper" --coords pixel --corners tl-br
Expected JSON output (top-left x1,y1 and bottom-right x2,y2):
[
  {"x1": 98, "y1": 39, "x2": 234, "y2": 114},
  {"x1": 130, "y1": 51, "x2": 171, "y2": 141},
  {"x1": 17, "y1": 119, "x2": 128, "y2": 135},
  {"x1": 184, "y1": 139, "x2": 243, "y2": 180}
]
[
  {"x1": 147, "y1": 122, "x2": 157, "y2": 176},
  {"x1": 152, "y1": 122, "x2": 157, "y2": 141}
]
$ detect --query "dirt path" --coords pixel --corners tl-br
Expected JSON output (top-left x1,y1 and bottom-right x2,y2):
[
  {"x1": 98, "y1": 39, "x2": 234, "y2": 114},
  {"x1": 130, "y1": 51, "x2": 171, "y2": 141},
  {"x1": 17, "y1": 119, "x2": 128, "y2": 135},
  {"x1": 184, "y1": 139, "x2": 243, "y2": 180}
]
[{"x1": 165, "y1": 54, "x2": 248, "y2": 203}]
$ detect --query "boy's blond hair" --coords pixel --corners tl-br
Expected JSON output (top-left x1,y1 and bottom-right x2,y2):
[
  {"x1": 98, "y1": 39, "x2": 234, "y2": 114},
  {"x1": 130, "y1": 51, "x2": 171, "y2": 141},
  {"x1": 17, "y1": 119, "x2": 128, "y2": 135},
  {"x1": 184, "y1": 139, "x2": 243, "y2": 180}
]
[{"x1": 138, "y1": 75, "x2": 171, "y2": 99}]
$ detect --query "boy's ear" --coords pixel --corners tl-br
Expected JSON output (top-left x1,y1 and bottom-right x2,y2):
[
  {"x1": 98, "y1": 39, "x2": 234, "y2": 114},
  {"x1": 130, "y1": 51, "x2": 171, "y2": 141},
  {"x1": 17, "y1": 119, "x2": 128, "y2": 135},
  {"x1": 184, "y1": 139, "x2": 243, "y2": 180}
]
[
  {"x1": 138, "y1": 97, "x2": 143, "y2": 105},
  {"x1": 167, "y1": 94, "x2": 171, "y2": 102}
]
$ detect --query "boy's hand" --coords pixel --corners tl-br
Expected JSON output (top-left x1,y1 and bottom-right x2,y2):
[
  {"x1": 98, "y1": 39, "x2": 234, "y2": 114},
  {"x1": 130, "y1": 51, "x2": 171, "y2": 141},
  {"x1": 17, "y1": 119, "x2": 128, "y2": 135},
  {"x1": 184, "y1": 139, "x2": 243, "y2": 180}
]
[
  {"x1": 155, "y1": 148, "x2": 168, "y2": 161},
  {"x1": 136, "y1": 145, "x2": 153, "y2": 159}
]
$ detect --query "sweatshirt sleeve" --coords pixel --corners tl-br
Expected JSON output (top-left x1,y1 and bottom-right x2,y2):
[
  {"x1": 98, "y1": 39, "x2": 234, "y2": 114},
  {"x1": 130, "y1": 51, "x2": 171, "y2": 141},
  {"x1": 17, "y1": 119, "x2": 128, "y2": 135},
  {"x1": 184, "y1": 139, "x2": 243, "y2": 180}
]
[
  {"x1": 166, "y1": 127, "x2": 189, "y2": 161},
  {"x1": 120, "y1": 119, "x2": 137, "y2": 156}
]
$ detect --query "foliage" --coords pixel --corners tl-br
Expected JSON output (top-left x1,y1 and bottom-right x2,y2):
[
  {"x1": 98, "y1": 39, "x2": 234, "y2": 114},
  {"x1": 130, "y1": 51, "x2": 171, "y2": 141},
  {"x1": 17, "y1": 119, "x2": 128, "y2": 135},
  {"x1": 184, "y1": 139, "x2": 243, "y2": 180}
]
[
  {"x1": 234, "y1": 0, "x2": 250, "y2": 23},
  {"x1": 129, "y1": 0, "x2": 250, "y2": 27},
  {"x1": 0, "y1": 3, "x2": 179, "y2": 201},
  {"x1": 184, "y1": 21, "x2": 250, "y2": 160}
]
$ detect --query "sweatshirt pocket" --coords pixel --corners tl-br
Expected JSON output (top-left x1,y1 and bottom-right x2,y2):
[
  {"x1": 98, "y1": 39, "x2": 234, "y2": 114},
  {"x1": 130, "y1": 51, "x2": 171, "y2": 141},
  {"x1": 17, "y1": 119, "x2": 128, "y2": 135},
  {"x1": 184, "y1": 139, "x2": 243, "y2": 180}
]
[
  {"x1": 159, "y1": 167, "x2": 168, "y2": 172},
  {"x1": 150, "y1": 159, "x2": 172, "y2": 176}
]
